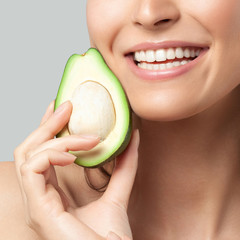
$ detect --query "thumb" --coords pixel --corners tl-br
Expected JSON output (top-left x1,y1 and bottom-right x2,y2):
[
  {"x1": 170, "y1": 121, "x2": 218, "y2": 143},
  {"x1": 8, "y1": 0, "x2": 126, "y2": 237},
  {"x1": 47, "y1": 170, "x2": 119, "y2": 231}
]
[
  {"x1": 107, "y1": 231, "x2": 121, "y2": 240},
  {"x1": 107, "y1": 232, "x2": 132, "y2": 240},
  {"x1": 122, "y1": 236, "x2": 132, "y2": 240},
  {"x1": 102, "y1": 129, "x2": 140, "y2": 210}
]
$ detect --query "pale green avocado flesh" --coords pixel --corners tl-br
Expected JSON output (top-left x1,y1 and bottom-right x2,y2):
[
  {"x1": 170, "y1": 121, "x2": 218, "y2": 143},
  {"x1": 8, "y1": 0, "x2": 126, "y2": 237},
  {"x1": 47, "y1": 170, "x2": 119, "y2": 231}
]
[{"x1": 55, "y1": 48, "x2": 132, "y2": 168}]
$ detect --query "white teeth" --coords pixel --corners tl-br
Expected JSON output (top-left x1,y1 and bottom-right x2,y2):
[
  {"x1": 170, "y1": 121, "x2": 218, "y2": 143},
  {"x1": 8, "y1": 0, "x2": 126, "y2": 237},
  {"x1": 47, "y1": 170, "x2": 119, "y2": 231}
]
[
  {"x1": 134, "y1": 47, "x2": 201, "y2": 63},
  {"x1": 166, "y1": 62, "x2": 173, "y2": 69},
  {"x1": 173, "y1": 61, "x2": 180, "y2": 67},
  {"x1": 134, "y1": 47, "x2": 203, "y2": 70},
  {"x1": 153, "y1": 64, "x2": 159, "y2": 70},
  {"x1": 146, "y1": 50, "x2": 155, "y2": 62},
  {"x1": 190, "y1": 49, "x2": 195, "y2": 58},
  {"x1": 183, "y1": 48, "x2": 191, "y2": 58},
  {"x1": 142, "y1": 62, "x2": 147, "y2": 69},
  {"x1": 181, "y1": 60, "x2": 188, "y2": 65},
  {"x1": 195, "y1": 49, "x2": 200, "y2": 56},
  {"x1": 175, "y1": 47, "x2": 184, "y2": 58},
  {"x1": 160, "y1": 64, "x2": 166, "y2": 70},
  {"x1": 134, "y1": 51, "x2": 140, "y2": 62},
  {"x1": 147, "y1": 63, "x2": 153, "y2": 70},
  {"x1": 166, "y1": 48, "x2": 175, "y2": 60},
  {"x1": 138, "y1": 60, "x2": 191, "y2": 70},
  {"x1": 139, "y1": 51, "x2": 146, "y2": 62},
  {"x1": 156, "y1": 49, "x2": 167, "y2": 61}
]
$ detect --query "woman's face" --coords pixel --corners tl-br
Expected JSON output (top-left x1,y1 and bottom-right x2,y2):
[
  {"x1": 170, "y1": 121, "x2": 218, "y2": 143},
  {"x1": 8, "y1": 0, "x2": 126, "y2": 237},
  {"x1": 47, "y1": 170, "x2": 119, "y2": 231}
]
[{"x1": 87, "y1": 0, "x2": 240, "y2": 121}]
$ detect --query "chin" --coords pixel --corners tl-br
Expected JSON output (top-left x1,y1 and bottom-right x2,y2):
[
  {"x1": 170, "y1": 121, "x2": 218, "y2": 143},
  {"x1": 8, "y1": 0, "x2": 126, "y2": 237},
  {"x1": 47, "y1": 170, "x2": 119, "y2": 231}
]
[{"x1": 131, "y1": 102, "x2": 202, "y2": 122}]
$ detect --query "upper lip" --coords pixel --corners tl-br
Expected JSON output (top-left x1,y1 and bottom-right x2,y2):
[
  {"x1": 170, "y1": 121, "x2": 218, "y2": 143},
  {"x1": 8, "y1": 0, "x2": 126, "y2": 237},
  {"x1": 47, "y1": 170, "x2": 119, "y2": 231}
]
[{"x1": 124, "y1": 41, "x2": 209, "y2": 55}]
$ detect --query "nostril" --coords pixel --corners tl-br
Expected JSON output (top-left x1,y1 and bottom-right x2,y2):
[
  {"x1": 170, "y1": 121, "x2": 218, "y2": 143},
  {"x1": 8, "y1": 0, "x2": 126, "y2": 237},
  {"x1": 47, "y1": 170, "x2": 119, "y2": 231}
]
[
  {"x1": 162, "y1": 19, "x2": 171, "y2": 22},
  {"x1": 154, "y1": 19, "x2": 171, "y2": 26}
]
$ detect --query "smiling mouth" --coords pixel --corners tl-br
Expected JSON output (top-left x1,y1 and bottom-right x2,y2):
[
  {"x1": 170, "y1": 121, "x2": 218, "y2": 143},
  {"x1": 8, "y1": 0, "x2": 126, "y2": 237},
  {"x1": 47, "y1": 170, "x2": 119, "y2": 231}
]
[{"x1": 131, "y1": 47, "x2": 205, "y2": 70}]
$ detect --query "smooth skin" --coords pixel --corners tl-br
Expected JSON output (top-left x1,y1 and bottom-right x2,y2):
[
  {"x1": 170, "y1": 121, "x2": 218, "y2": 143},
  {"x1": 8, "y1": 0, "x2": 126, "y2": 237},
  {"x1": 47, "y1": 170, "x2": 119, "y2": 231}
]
[
  {"x1": 17, "y1": 101, "x2": 139, "y2": 240},
  {"x1": 0, "y1": 0, "x2": 240, "y2": 239},
  {"x1": 1, "y1": 100, "x2": 137, "y2": 239},
  {"x1": 87, "y1": 0, "x2": 240, "y2": 239}
]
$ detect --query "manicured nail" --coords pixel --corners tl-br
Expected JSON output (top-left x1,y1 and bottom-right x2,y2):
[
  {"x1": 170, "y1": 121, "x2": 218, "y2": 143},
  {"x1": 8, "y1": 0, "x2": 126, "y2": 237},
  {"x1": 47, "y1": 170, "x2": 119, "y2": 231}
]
[
  {"x1": 80, "y1": 135, "x2": 100, "y2": 140},
  {"x1": 48, "y1": 100, "x2": 55, "y2": 109},
  {"x1": 62, "y1": 152, "x2": 77, "y2": 160},
  {"x1": 135, "y1": 129, "x2": 140, "y2": 149},
  {"x1": 54, "y1": 101, "x2": 70, "y2": 115},
  {"x1": 107, "y1": 231, "x2": 121, "y2": 240},
  {"x1": 136, "y1": 129, "x2": 140, "y2": 142}
]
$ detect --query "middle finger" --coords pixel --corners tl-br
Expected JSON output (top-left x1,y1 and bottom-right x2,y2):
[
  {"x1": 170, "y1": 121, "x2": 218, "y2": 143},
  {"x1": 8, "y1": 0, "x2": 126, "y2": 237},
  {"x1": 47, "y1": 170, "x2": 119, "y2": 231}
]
[{"x1": 27, "y1": 135, "x2": 100, "y2": 159}]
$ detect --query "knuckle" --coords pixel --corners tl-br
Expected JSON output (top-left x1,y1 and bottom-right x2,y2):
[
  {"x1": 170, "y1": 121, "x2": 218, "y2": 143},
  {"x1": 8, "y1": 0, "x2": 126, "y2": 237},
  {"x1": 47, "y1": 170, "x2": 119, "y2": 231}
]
[
  {"x1": 25, "y1": 150, "x2": 34, "y2": 161},
  {"x1": 20, "y1": 163, "x2": 31, "y2": 177},
  {"x1": 110, "y1": 199, "x2": 127, "y2": 212},
  {"x1": 41, "y1": 123, "x2": 56, "y2": 139},
  {"x1": 25, "y1": 203, "x2": 49, "y2": 232},
  {"x1": 25, "y1": 213, "x2": 39, "y2": 230},
  {"x1": 41, "y1": 149, "x2": 53, "y2": 159},
  {"x1": 13, "y1": 147, "x2": 19, "y2": 159},
  {"x1": 23, "y1": 200, "x2": 43, "y2": 230},
  {"x1": 13, "y1": 145, "x2": 24, "y2": 159},
  {"x1": 25, "y1": 215, "x2": 34, "y2": 229},
  {"x1": 102, "y1": 196, "x2": 127, "y2": 213}
]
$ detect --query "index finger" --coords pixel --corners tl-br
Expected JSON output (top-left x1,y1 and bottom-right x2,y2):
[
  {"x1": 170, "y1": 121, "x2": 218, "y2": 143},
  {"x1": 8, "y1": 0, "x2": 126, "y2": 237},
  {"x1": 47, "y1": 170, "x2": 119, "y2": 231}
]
[
  {"x1": 39, "y1": 100, "x2": 55, "y2": 126},
  {"x1": 21, "y1": 101, "x2": 72, "y2": 153}
]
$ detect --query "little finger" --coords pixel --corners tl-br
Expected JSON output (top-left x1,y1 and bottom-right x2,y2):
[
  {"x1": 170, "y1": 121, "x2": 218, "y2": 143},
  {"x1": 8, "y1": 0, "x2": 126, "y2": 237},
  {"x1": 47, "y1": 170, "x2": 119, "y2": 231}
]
[{"x1": 21, "y1": 149, "x2": 76, "y2": 206}]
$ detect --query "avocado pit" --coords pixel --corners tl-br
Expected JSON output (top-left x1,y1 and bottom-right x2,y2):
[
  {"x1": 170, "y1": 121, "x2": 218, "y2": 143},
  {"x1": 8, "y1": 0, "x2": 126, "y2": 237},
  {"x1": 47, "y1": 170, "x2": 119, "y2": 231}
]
[
  {"x1": 68, "y1": 81, "x2": 116, "y2": 141},
  {"x1": 54, "y1": 48, "x2": 132, "y2": 167}
]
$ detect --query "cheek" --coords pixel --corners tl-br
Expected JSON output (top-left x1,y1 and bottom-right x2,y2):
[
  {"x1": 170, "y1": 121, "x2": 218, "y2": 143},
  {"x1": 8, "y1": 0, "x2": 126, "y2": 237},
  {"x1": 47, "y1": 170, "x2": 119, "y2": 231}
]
[
  {"x1": 86, "y1": 1, "x2": 128, "y2": 51},
  {"x1": 190, "y1": 0, "x2": 240, "y2": 93},
  {"x1": 188, "y1": 0, "x2": 240, "y2": 40}
]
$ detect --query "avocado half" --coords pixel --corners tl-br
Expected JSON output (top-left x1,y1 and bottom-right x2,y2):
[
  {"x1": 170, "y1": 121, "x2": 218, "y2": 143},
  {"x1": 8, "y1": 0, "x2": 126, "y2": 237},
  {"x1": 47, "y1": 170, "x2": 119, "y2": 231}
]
[{"x1": 55, "y1": 48, "x2": 132, "y2": 168}]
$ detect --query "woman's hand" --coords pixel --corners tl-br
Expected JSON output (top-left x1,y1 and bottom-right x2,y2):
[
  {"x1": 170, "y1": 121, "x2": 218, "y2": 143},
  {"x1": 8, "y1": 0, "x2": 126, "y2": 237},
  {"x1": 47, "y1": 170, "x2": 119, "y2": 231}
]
[{"x1": 14, "y1": 101, "x2": 139, "y2": 240}]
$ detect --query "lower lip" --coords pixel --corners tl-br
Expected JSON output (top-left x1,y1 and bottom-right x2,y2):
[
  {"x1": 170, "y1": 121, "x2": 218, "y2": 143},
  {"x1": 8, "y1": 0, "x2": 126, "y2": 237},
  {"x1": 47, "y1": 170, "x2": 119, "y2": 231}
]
[{"x1": 125, "y1": 49, "x2": 208, "y2": 81}]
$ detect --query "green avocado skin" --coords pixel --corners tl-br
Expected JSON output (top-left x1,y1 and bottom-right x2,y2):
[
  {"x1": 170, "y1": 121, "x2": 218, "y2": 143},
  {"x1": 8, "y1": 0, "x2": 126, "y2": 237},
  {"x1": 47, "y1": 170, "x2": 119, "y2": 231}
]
[
  {"x1": 97, "y1": 120, "x2": 132, "y2": 168},
  {"x1": 54, "y1": 48, "x2": 132, "y2": 168}
]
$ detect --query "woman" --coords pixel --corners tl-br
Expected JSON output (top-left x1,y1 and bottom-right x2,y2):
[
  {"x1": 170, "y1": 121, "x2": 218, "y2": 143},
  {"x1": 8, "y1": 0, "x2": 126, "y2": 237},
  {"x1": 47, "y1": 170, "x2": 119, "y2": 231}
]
[{"x1": 1, "y1": 0, "x2": 240, "y2": 239}]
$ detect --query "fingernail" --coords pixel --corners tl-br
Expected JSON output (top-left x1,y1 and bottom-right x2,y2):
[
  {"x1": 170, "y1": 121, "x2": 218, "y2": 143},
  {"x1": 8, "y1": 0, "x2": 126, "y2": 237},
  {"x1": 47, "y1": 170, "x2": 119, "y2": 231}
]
[
  {"x1": 48, "y1": 100, "x2": 55, "y2": 109},
  {"x1": 107, "y1": 231, "x2": 121, "y2": 240},
  {"x1": 135, "y1": 129, "x2": 140, "y2": 149},
  {"x1": 80, "y1": 135, "x2": 100, "y2": 140},
  {"x1": 62, "y1": 152, "x2": 77, "y2": 160},
  {"x1": 54, "y1": 101, "x2": 70, "y2": 115}
]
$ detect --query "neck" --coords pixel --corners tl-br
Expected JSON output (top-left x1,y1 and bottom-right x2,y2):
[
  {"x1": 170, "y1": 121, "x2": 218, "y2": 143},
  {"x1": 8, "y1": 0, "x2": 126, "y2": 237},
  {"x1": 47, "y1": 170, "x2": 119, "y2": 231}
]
[{"x1": 129, "y1": 86, "x2": 240, "y2": 239}]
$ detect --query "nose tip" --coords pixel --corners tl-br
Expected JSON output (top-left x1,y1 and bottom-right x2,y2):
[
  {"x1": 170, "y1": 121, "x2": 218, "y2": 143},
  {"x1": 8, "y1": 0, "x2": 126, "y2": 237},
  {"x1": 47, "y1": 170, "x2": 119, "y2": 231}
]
[{"x1": 132, "y1": 0, "x2": 180, "y2": 30}]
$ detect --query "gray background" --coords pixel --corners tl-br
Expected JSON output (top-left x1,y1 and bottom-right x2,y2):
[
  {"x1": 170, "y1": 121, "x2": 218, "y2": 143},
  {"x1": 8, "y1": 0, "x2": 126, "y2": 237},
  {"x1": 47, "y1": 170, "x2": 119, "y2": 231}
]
[{"x1": 0, "y1": 1, "x2": 90, "y2": 162}]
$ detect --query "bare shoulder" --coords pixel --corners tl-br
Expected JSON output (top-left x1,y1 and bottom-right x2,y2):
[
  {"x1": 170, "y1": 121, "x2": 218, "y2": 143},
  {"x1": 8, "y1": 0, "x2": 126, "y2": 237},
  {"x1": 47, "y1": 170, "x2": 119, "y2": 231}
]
[{"x1": 0, "y1": 161, "x2": 40, "y2": 239}]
